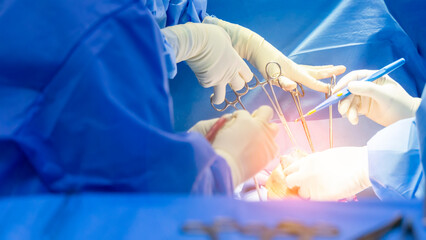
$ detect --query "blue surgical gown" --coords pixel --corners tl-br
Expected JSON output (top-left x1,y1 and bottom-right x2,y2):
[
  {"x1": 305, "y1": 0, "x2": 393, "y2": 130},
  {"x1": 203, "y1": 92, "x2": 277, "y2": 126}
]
[
  {"x1": 0, "y1": 0, "x2": 233, "y2": 196},
  {"x1": 144, "y1": 0, "x2": 207, "y2": 78},
  {"x1": 368, "y1": 85, "x2": 426, "y2": 200}
]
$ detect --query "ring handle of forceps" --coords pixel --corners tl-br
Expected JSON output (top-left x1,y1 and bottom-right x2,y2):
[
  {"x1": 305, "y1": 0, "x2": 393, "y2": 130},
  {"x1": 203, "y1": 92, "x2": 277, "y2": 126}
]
[
  {"x1": 265, "y1": 61, "x2": 306, "y2": 97},
  {"x1": 328, "y1": 75, "x2": 336, "y2": 96},
  {"x1": 265, "y1": 62, "x2": 282, "y2": 80},
  {"x1": 277, "y1": 77, "x2": 305, "y2": 98},
  {"x1": 210, "y1": 82, "x2": 250, "y2": 112},
  {"x1": 248, "y1": 75, "x2": 268, "y2": 90}
]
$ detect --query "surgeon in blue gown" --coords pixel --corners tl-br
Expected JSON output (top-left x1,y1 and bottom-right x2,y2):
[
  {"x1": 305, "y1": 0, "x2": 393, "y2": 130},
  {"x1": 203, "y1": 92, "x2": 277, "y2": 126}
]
[
  {"x1": 0, "y1": 0, "x2": 348, "y2": 196},
  {"x1": 283, "y1": 70, "x2": 426, "y2": 201},
  {"x1": 0, "y1": 0, "x2": 274, "y2": 196}
]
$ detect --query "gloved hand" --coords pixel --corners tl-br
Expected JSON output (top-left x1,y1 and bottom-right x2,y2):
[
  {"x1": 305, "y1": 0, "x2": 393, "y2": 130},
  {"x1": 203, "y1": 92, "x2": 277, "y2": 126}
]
[
  {"x1": 333, "y1": 70, "x2": 422, "y2": 126},
  {"x1": 189, "y1": 117, "x2": 221, "y2": 136},
  {"x1": 266, "y1": 149, "x2": 307, "y2": 200},
  {"x1": 283, "y1": 146, "x2": 372, "y2": 201},
  {"x1": 211, "y1": 106, "x2": 279, "y2": 186},
  {"x1": 203, "y1": 16, "x2": 346, "y2": 93},
  {"x1": 161, "y1": 23, "x2": 253, "y2": 104}
]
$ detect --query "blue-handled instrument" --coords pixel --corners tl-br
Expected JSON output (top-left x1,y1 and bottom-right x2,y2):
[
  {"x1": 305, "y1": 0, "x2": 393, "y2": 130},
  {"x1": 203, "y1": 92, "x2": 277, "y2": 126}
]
[{"x1": 296, "y1": 58, "x2": 406, "y2": 121}]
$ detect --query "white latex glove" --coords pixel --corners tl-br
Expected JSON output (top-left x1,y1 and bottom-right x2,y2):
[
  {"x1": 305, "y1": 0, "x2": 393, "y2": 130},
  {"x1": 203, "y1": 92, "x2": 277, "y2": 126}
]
[
  {"x1": 203, "y1": 16, "x2": 346, "y2": 93},
  {"x1": 188, "y1": 115, "x2": 230, "y2": 136},
  {"x1": 161, "y1": 23, "x2": 253, "y2": 104},
  {"x1": 333, "y1": 70, "x2": 422, "y2": 126},
  {"x1": 283, "y1": 146, "x2": 371, "y2": 201},
  {"x1": 212, "y1": 106, "x2": 279, "y2": 186}
]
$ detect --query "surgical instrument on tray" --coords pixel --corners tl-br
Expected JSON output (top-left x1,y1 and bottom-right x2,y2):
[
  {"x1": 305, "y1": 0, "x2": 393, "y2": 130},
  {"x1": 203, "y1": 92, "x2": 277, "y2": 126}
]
[{"x1": 182, "y1": 217, "x2": 339, "y2": 240}]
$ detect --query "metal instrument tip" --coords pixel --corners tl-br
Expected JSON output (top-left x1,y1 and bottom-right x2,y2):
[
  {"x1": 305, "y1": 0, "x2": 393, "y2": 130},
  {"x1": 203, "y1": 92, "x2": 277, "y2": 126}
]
[{"x1": 295, "y1": 109, "x2": 316, "y2": 122}]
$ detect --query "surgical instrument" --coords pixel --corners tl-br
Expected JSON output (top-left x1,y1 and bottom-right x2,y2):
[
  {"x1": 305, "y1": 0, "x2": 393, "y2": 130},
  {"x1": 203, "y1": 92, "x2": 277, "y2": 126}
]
[
  {"x1": 182, "y1": 217, "x2": 339, "y2": 240},
  {"x1": 182, "y1": 217, "x2": 239, "y2": 240},
  {"x1": 209, "y1": 61, "x2": 317, "y2": 199},
  {"x1": 296, "y1": 58, "x2": 406, "y2": 120},
  {"x1": 284, "y1": 77, "x2": 315, "y2": 152},
  {"x1": 210, "y1": 66, "x2": 298, "y2": 146},
  {"x1": 264, "y1": 62, "x2": 314, "y2": 152},
  {"x1": 210, "y1": 82, "x2": 249, "y2": 112},
  {"x1": 326, "y1": 75, "x2": 336, "y2": 148}
]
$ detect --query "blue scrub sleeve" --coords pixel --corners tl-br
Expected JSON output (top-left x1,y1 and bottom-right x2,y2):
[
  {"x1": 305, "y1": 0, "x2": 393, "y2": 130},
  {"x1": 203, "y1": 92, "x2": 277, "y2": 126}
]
[
  {"x1": 145, "y1": 0, "x2": 207, "y2": 79},
  {"x1": 0, "y1": 0, "x2": 232, "y2": 196},
  {"x1": 145, "y1": 0, "x2": 207, "y2": 28},
  {"x1": 161, "y1": 33, "x2": 178, "y2": 79},
  {"x1": 367, "y1": 118, "x2": 424, "y2": 200},
  {"x1": 416, "y1": 85, "x2": 426, "y2": 195}
]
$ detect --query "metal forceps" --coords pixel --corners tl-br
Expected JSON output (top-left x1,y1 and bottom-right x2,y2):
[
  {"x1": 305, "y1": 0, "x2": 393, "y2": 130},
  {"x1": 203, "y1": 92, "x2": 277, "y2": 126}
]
[
  {"x1": 210, "y1": 82, "x2": 249, "y2": 112},
  {"x1": 266, "y1": 62, "x2": 314, "y2": 152},
  {"x1": 209, "y1": 63, "x2": 298, "y2": 146},
  {"x1": 249, "y1": 63, "x2": 298, "y2": 146},
  {"x1": 289, "y1": 84, "x2": 315, "y2": 152},
  {"x1": 326, "y1": 75, "x2": 336, "y2": 148}
]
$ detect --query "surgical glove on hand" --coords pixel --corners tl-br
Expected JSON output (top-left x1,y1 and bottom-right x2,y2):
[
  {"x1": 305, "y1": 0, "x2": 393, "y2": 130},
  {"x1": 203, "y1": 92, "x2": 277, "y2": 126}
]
[
  {"x1": 189, "y1": 117, "x2": 221, "y2": 136},
  {"x1": 203, "y1": 16, "x2": 346, "y2": 93},
  {"x1": 284, "y1": 146, "x2": 371, "y2": 201},
  {"x1": 212, "y1": 106, "x2": 279, "y2": 186},
  {"x1": 161, "y1": 23, "x2": 253, "y2": 104},
  {"x1": 266, "y1": 149, "x2": 307, "y2": 200},
  {"x1": 334, "y1": 70, "x2": 422, "y2": 126}
]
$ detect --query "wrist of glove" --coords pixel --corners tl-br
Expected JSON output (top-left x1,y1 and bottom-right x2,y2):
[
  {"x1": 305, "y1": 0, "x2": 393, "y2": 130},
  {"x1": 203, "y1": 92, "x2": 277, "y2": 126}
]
[
  {"x1": 161, "y1": 23, "x2": 253, "y2": 104},
  {"x1": 334, "y1": 70, "x2": 421, "y2": 126},
  {"x1": 283, "y1": 146, "x2": 372, "y2": 201}
]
